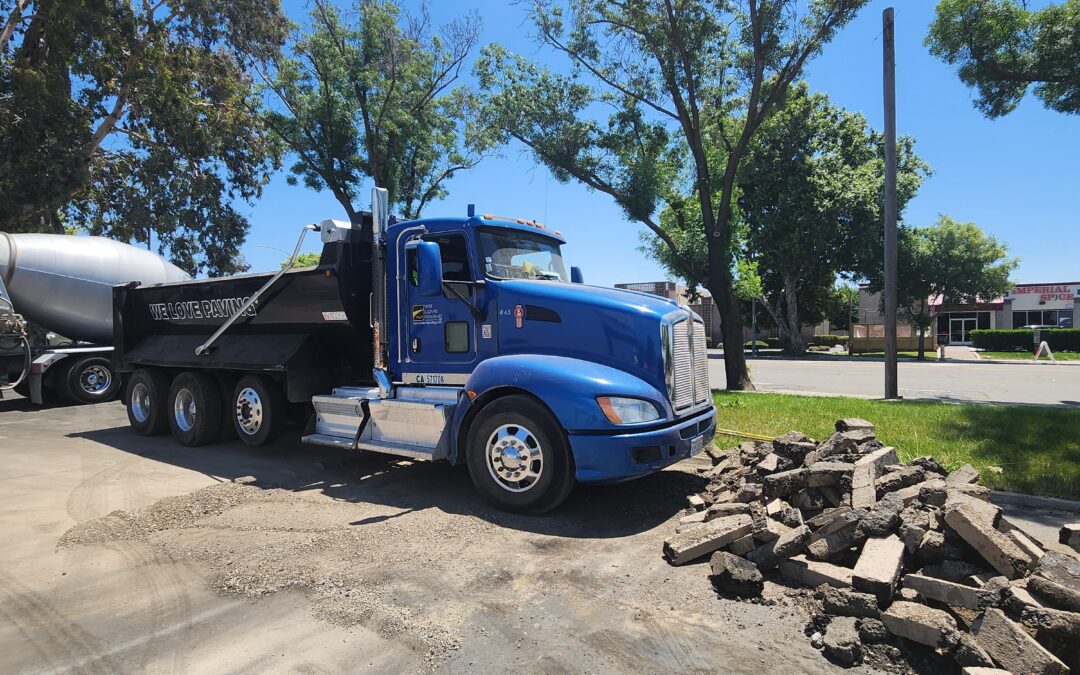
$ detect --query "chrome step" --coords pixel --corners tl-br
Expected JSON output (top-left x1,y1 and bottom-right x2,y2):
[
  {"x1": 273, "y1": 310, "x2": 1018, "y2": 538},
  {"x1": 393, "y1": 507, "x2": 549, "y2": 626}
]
[
  {"x1": 301, "y1": 433, "x2": 436, "y2": 461},
  {"x1": 306, "y1": 387, "x2": 458, "y2": 460}
]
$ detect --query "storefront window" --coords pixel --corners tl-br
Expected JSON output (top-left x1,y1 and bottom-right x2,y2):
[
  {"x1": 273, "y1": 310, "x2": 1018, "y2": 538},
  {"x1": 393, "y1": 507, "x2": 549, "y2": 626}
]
[{"x1": 1013, "y1": 310, "x2": 1072, "y2": 328}]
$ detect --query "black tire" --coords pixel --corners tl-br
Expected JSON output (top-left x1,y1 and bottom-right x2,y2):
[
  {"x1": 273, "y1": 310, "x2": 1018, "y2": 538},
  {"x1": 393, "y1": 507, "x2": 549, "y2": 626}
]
[
  {"x1": 12, "y1": 379, "x2": 30, "y2": 399},
  {"x1": 64, "y1": 356, "x2": 122, "y2": 404},
  {"x1": 167, "y1": 372, "x2": 223, "y2": 447},
  {"x1": 125, "y1": 368, "x2": 171, "y2": 436},
  {"x1": 231, "y1": 375, "x2": 285, "y2": 447},
  {"x1": 465, "y1": 395, "x2": 575, "y2": 514}
]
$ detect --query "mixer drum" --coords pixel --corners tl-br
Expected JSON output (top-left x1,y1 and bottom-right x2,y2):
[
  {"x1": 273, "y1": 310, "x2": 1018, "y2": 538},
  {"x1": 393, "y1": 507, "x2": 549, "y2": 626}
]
[{"x1": 0, "y1": 233, "x2": 190, "y2": 344}]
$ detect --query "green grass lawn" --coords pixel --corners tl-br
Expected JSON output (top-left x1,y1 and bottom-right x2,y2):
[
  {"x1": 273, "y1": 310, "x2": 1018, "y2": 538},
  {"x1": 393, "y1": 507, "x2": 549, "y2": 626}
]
[
  {"x1": 979, "y1": 350, "x2": 1080, "y2": 361},
  {"x1": 712, "y1": 391, "x2": 1080, "y2": 499}
]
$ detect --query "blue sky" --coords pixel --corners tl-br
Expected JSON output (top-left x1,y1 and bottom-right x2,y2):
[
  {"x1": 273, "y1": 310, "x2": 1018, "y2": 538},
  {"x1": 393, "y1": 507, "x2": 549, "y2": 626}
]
[{"x1": 239, "y1": 0, "x2": 1080, "y2": 287}]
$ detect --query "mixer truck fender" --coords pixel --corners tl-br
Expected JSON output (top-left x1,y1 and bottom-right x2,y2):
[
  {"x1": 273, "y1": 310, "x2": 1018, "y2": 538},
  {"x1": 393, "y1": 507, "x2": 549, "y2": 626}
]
[{"x1": 25, "y1": 346, "x2": 118, "y2": 405}]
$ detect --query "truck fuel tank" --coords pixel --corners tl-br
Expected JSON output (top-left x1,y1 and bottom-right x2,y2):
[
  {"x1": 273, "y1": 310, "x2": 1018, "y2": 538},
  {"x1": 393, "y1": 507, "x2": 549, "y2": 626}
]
[{"x1": 0, "y1": 233, "x2": 190, "y2": 344}]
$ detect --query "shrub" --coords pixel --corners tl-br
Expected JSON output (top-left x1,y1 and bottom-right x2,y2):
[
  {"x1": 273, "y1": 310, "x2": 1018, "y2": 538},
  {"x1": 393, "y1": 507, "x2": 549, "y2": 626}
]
[
  {"x1": 971, "y1": 328, "x2": 1080, "y2": 352},
  {"x1": 743, "y1": 340, "x2": 769, "y2": 348},
  {"x1": 811, "y1": 335, "x2": 848, "y2": 348},
  {"x1": 766, "y1": 337, "x2": 781, "y2": 349}
]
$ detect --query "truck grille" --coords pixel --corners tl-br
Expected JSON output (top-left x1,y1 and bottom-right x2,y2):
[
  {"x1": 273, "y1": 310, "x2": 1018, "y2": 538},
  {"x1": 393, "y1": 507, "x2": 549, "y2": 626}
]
[{"x1": 669, "y1": 316, "x2": 710, "y2": 411}]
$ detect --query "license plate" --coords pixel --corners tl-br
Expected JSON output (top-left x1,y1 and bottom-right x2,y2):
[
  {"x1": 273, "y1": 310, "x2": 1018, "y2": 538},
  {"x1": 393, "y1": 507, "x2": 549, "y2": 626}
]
[{"x1": 691, "y1": 434, "x2": 705, "y2": 455}]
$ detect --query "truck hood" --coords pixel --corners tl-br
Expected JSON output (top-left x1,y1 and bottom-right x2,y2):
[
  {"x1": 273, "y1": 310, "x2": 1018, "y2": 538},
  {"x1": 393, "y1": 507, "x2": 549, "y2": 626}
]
[{"x1": 491, "y1": 280, "x2": 694, "y2": 401}]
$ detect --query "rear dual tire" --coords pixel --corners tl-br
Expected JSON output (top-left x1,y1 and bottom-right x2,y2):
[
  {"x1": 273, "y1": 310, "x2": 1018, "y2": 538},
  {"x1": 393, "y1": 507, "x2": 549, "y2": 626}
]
[{"x1": 167, "y1": 372, "x2": 223, "y2": 447}]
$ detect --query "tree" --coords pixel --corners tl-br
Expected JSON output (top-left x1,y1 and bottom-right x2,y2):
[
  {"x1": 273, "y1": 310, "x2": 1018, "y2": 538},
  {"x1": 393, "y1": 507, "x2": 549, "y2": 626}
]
[
  {"x1": 642, "y1": 84, "x2": 929, "y2": 355},
  {"x1": 873, "y1": 215, "x2": 1018, "y2": 359},
  {"x1": 262, "y1": 0, "x2": 492, "y2": 229},
  {"x1": 0, "y1": 0, "x2": 289, "y2": 276},
  {"x1": 473, "y1": 0, "x2": 867, "y2": 390},
  {"x1": 927, "y1": 0, "x2": 1080, "y2": 117},
  {"x1": 829, "y1": 284, "x2": 860, "y2": 333},
  {"x1": 281, "y1": 251, "x2": 322, "y2": 268}
]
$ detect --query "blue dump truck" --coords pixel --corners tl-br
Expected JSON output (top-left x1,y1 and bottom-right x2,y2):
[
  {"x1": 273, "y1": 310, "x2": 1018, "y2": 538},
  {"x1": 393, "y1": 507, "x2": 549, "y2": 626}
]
[{"x1": 112, "y1": 189, "x2": 715, "y2": 513}]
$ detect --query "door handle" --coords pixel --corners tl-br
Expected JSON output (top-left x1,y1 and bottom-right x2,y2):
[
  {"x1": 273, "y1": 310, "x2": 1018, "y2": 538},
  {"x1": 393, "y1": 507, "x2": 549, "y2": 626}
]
[{"x1": 412, "y1": 337, "x2": 421, "y2": 353}]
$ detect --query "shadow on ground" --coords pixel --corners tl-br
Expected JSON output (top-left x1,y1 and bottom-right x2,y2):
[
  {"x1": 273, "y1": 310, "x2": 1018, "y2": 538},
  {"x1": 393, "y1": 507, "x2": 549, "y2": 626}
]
[{"x1": 69, "y1": 424, "x2": 705, "y2": 540}]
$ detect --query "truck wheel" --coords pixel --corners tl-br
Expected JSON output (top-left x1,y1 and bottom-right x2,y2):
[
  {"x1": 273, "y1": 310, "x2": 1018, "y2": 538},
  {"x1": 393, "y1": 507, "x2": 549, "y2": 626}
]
[
  {"x1": 465, "y1": 395, "x2": 575, "y2": 514},
  {"x1": 167, "y1": 372, "x2": 223, "y2": 447},
  {"x1": 126, "y1": 368, "x2": 170, "y2": 436},
  {"x1": 231, "y1": 375, "x2": 285, "y2": 447},
  {"x1": 65, "y1": 356, "x2": 121, "y2": 404}
]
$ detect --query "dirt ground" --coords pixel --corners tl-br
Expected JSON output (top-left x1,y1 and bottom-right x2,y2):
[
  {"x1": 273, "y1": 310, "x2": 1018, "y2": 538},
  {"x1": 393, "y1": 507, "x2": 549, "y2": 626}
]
[{"x1": 0, "y1": 396, "x2": 1068, "y2": 674}]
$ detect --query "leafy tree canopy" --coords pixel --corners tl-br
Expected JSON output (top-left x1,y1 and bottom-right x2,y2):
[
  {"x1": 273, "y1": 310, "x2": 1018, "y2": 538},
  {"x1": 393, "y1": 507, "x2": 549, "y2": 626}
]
[
  {"x1": 281, "y1": 251, "x2": 323, "y2": 268},
  {"x1": 473, "y1": 0, "x2": 868, "y2": 389},
  {"x1": 643, "y1": 84, "x2": 929, "y2": 354},
  {"x1": 927, "y1": 0, "x2": 1080, "y2": 117},
  {"x1": 0, "y1": 0, "x2": 289, "y2": 276},
  {"x1": 262, "y1": 0, "x2": 493, "y2": 228}
]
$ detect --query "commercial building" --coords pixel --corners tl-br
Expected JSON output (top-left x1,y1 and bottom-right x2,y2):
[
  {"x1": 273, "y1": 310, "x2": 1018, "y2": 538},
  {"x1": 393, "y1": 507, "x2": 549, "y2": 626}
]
[{"x1": 857, "y1": 282, "x2": 1079, "y2": 346}]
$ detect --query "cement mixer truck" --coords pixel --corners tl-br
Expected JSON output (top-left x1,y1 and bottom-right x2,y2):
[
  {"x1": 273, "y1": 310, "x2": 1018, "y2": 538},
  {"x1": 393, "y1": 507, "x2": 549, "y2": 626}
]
[
  {"x1": 111, "y1": 188, "x2": 715, "y2": 513},
  {"x1": 0, "y1": 233, "x2": 189, "y2": 404}
]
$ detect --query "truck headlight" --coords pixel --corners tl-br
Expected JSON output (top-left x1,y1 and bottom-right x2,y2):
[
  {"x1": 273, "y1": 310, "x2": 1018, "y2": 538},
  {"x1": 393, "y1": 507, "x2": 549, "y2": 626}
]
[{"x1": 596, "y1": 396, "x2": 661, "y2": 424}]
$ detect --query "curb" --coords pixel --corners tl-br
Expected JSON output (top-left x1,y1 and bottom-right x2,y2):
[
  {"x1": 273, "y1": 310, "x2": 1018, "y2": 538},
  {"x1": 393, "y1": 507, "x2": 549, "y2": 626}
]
[{"x1": 991, "y1": 490, "x2": 1080, "y2": 514}]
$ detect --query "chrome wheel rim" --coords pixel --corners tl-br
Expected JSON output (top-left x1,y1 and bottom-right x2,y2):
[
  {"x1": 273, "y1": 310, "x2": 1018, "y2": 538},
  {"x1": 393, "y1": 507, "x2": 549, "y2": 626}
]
[
  {"x1": 235, "y1": 387, "x2": 263, "y2": 436},
  {"x1": 131, "y1": 382, "x2": 150, "y2": 423},
  {"x1": 485, "y1": 423, "x2": 543, "y2": 493},
  {"x1": 173, "y1": 388, "x2": 196, "y2": 432},
  {"x1": 79, "y1": 365, "x2": 112, "y2": 396}
]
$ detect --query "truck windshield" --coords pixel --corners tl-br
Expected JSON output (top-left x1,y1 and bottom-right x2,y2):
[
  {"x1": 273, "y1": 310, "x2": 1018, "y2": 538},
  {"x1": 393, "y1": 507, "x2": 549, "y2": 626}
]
[{"x1": 478, "y1": 229, "x2": 568, "y2": 282}]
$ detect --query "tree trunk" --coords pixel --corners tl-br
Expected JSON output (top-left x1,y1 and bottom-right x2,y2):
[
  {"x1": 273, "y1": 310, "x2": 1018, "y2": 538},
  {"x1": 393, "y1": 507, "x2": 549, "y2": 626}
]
[{"x1": 782, "y1": 279, "x2": 807, "y2": 356}]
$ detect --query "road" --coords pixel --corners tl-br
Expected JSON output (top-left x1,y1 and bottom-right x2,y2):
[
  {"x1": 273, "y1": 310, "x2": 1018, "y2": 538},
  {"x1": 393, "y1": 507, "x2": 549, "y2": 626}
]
[
  {"x1": 0, "y1": 396, "x2": 849, "y2": 674},
  {"x1": 709, "y1": 354, "x2": 1080, "y2": 406}
]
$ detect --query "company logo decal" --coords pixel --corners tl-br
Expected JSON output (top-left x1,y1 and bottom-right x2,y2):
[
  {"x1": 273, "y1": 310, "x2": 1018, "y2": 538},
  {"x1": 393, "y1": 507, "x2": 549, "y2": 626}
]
[
  {"x1": 513, "y1": 304, "x2": 525, "y2": 329},
  {"x1": 148, "y1": 297, "x2": 256, "y2": 321}
]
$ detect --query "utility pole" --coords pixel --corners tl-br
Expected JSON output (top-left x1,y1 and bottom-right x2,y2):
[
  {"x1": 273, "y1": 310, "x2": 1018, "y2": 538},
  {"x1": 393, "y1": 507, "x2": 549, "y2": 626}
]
[{"x1": 883, "y1": 7, "x2": 899, "y2": 399}]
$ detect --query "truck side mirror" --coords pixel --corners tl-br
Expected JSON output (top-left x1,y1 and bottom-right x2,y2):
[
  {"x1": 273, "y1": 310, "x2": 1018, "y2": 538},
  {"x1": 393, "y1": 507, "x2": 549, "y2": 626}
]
[
  {"x1": 570, "y1": 266, "x2": 584, "y2": 284},
  {"x1": 413, "y1": 241, "x2": 444, "y2": 297}
]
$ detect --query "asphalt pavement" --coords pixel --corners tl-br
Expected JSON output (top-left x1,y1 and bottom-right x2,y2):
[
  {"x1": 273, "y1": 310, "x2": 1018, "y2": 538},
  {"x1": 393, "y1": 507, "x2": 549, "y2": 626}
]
[{"x1": 708, "y1": 353, "x2": 1080, "y2": 406}]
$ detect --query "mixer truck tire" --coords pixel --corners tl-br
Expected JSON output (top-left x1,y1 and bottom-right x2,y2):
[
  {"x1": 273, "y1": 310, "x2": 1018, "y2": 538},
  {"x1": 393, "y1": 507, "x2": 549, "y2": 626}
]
[
  {"x1": 230, "y1": 375, "x2": 285, "y2": 447},
  {"x1": 167, "y1": 372, "x2": 223, "y2": 447},
  {"x1": 125, "y1": 368, "x2": 171, "y2": 436},
  {"x1": 64, "y1": 356, "x2": 121, "y2": 404},
  {"x1": 465, "y1": 395, "x2": 575, "y2": 514}
]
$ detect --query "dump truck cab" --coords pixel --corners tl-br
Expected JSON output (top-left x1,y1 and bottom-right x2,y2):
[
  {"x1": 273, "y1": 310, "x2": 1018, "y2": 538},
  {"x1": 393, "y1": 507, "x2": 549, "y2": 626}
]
[{"x1": 114, "y1": 191, "x2": 715, "y2": 513}]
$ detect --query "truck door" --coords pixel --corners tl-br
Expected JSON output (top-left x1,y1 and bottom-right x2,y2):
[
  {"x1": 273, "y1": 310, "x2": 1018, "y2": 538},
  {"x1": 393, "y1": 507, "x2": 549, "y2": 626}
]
[{"x1": 403, "y1": 232, "x2": 477, "y2": 385}]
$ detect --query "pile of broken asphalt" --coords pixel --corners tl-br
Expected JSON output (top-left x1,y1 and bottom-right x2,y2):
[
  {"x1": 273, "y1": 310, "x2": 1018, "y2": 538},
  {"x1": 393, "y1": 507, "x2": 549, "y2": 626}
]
[{"x1": 665, "y1": 418, "x2": 1080, "y2": 674}]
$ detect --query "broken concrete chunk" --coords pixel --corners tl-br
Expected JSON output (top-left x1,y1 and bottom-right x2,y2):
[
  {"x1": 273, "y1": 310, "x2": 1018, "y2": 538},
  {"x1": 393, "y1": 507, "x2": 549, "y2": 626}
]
[
  {"x1": 881, "y1": 600, "x2": 959, "y2": 648},
  {"x1": 777, "y1": 507, "x2": 803, "y2": 528},
  {"x1": 772, "y1": 431, "x2": 816, "y2": 463},
  {"x1": 952, "y1": 483, "x2": 992, "y2": 501},
  {"x1": 850, "y1": 446, "x2": 899, "y2": 509},
  {"x1": 704, "y1": 502, "x2": 753, "y2": 521},
  {"x1": 857, "y1": 617, "x2": 889, "y2": 643},
  {"x1": 944, "y1": 501, "x2": 1031, "y2": 579},
  {"x1": 748, "y1": 524, "x2": 811, "y2": 569},
  {"x1": 806, "y1": 506, "x2": 853, "y2": 532},
  {"x1": 923, "y1": 560, "x2": 990, "y2": 583},
  {"x1": 946, "y1": 463, "x2": 980, "y2": 485},
  {"x1": 821, "y1": 586, "x2": 881, "y2": 618},
  {"x1": 755, "y1": 453, "x2": 784, "y2": 474},
  {"x1": 1020, "y1": 605, "x2": 1080, "y2": 640},
  {"x1": 726, "y1": 533, "x2": 756, "y2": 557},
  {"x1": 679, "y1": 511, "x2": 708, "y2": 525},
  {"x1": 817, "y1": 431, "x2": 860, "y2": 458},
  {"x1": 1006, "y1": 528, "x2": 1045, "y2": 563},
  {"x1": 762, "y1": 468, "x2": 809, "y2": 498},
  {"x1": 857, "y1": 492, "x2": 904, "y2": 538},
  {"x1": 836, "y1": 418, "x2": 874, "y2": 432},
  {"x1": 1002, "y1": 581, "x2": 1050, "y2": 617},
  {"x1": 1034, "y1": 551, "x2": 1080, "y2": 595},
  {"x1": 953, "y1": 632, "x2": 997, "y2": 669},
  {"x1": 910, "y1": 455, "x2": 948, "y2": 476},
  {"x1": 852, "y1": 534, "x2": 906, "y2": 602},
  {"x1": 663, "y1": 514, "x2": 754, "y2": 566},
  {"x1": 709, "y1": 551, "x2": 764, "y2": 598},
  {"x1": 960, "y1": 669, "x2": 1011, "y2": 675},
  {"x1": 807, "y1": 461, "x2": 856, "y2": 488},
  {"x1": 972, "y1": 608, "x2": 1069, "y2": 675},
  {"x1": 876, "y1": 466, "x2": 927, "y2": 497},
  {"x1": 902, "y1": 573, "x2": 1000, "y2": 609},
  {"x1": 687, "y1": 494, "x2": 706, "y2": 511},
  {"x1": 1027, "y1": 575, "x2": 1080, "y2": 614},
  {"x1": 822, "y1": 615, "x2": 863, "y2": 667},
  {"x1": 1060, "y1": 524, "x2": 1080, "y2": 553},
  {"x1": 893, "y1": 478, "x2": 945, "y2": 506},
  {"x1": 778, "y1": 555, "x2": 853, "y2": 589},
  {"x1": 735, "y1": 482, "x2": 763, "y2": 503},
  {"x1": 808, "y1": 522, "x2": 866, "y2": 562}
]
